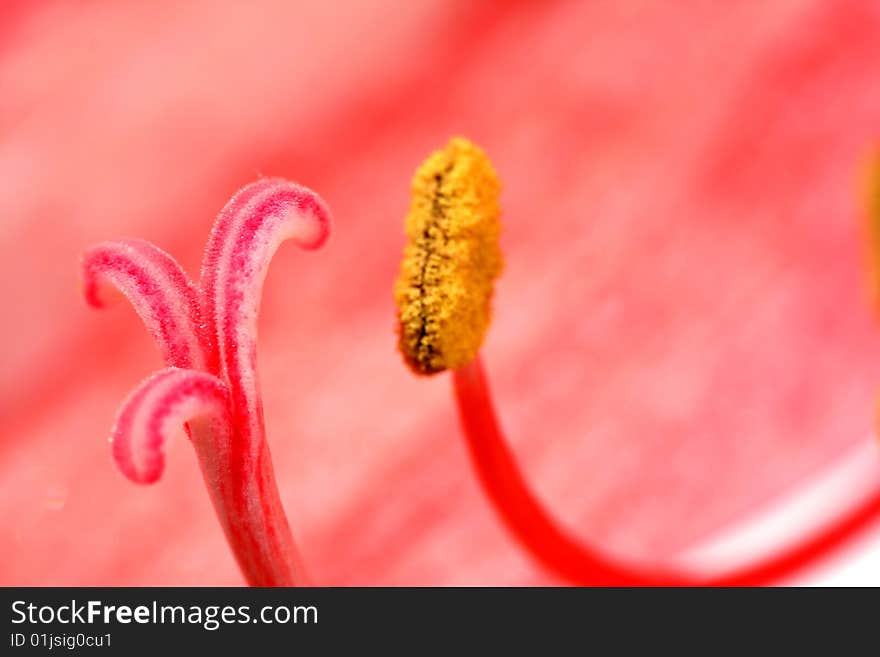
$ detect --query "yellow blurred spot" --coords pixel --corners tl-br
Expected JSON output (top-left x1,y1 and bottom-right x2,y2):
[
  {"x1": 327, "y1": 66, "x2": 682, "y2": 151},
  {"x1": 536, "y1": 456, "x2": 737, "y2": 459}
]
[
  {"x1": 394, "y1": 137, "x2": 503, "y2": 375},
  {"x1": 43, "y1": 486, "x2": 67, "y2": 511},
  {"x1": 862, "y1": 146, "x2": 880, "y2": 316}
]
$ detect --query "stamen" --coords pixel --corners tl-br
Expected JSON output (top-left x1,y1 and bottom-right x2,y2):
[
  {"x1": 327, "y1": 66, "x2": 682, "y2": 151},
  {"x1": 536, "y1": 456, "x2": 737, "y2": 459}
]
[
  {"x1": 453, "y1": 358, "x2": 880, "y2": 586},
  {"x1": 400, "y1": 138, "x2": 880, "y2": 585},
  {"x1": 862, "y1": 146, "x2": 880, "y2": 314},
  {"x1": 394, "y1": 137, "x2": 503, "y2": 375}
]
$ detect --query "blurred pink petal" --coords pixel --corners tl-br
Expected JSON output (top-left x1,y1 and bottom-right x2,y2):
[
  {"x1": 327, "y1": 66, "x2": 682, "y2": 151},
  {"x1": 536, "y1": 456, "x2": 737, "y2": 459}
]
[{"x1": 2, "y1": 0, "x2": 880, "y2": 585}]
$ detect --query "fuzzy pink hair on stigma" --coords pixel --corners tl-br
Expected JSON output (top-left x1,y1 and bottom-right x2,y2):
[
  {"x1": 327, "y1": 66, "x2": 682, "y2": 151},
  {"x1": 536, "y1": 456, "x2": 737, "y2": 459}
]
[
  {"x1": 199, "y1": 179, "x2": 331, "y2": 454},
  {"x1": 111, "y1": 368, "x2": 230, "y2": 484},
  {"x1": 81, "y1": 239, "x2": 208, "y2": 370},
  {"x1": 82, "y1": 178, "x2": 330, "y2": 586}
]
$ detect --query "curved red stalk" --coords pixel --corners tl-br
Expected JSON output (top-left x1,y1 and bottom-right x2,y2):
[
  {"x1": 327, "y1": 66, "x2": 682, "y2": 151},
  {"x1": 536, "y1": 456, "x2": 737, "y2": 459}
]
[
  {"x1": 453, "y1": 356, "x2": 880, "y2": 586},
  {"x1": 83, "y1": 179, "x2": 331, "y2": 586},
  {"x1": 198, "y1": 178, "x2": 330, "y2": 586}
]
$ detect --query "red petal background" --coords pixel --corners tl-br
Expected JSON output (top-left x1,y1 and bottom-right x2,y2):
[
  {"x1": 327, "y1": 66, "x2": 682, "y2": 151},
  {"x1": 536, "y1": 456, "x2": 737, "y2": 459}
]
[{"x1": 2, "y1": 0, "x2": 880, "y2": 585}]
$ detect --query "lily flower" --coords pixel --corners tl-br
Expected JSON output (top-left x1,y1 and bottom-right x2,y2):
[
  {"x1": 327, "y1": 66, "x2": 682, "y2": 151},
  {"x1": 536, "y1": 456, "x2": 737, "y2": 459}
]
[{"x1": 2, "y1": 1, "x2": 880, "y2": 585}]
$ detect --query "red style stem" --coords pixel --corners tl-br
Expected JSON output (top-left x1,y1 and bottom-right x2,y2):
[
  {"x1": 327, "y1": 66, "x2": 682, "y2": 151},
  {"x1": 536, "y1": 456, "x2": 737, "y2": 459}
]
[{"x1": 83, "y1": 179, "x2": 331, "y2": 586}]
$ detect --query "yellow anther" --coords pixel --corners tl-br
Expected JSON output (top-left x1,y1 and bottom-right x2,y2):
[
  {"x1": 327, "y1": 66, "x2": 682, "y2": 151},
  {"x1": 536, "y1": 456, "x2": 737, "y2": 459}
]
[
  {"x1": 862, "y1": 145, "x2": 880, "y2": 315},
  {"x1": 394, "y1": 137, "x2": 503, "y2": 375}
]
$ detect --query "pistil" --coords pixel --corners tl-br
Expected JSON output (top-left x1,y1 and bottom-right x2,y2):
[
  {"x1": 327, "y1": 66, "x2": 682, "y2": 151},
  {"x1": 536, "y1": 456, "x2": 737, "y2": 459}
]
[{"x1": 82, "y1": 178, "x2": 330, "y2": 586}]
